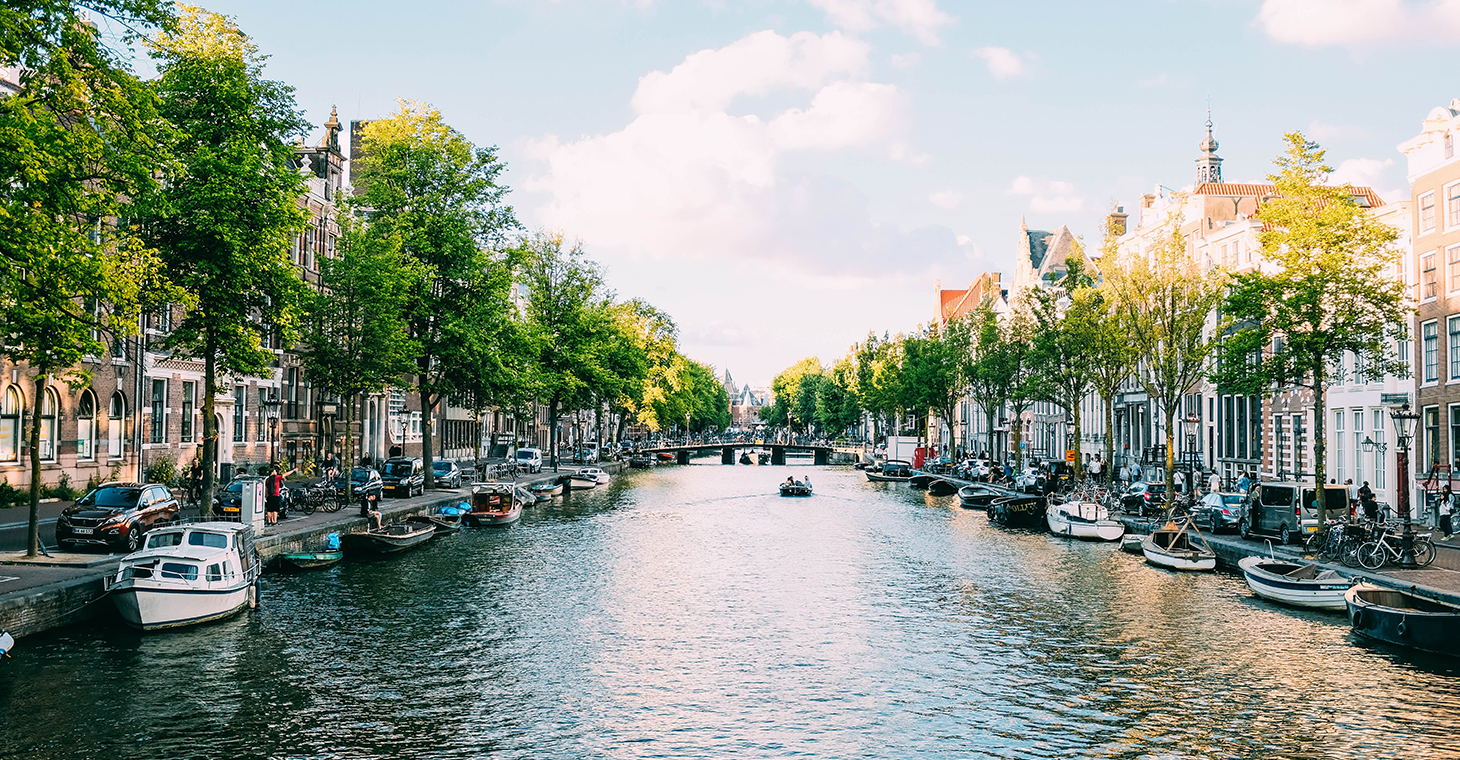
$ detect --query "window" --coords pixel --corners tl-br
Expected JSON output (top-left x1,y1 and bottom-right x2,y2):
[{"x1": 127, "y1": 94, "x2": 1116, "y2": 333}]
[
  {"x1": 1235, "y1": 239, "x2": 1246, "y2": 265},
  {"x1": 1449, "y1": 183, "x2": 1460, "y2": 228},
  {"x1": 1220, "y1": 243, "x2": 1229, "y2": 266},
  {"x1": 1422, "y1": 192, "x2": 1437, "y2": 234},
  {"x1": 0, "y1": 386, "x2": 20, "y2": 463},
  {"x1": 108, "y1": 392, "x2": 124, "y2": 458},
  {"x1": 1293, "y1": 414, "x2": 1306, "y2": 476},
  {"x1": 256, "y1": 387, "x2": 268, "y2": 442},
  {"x1": 1423, "y1": 252, "x2": 1438, "y2": 299},
  {"x1": 1451, "y1": 406, "x2": 1460, "y2": 471},
  {"x1": 1424, "y1": 320, "x2": 1439, "y2": 383},
  {"x1": 1334, "y1": 411, "x2": 1345, "y2": 483},
  {"x1": 1425, "y1": 406, "x2": 1441, "y2": 469},
  {"x1": 286, "y1": 368, "x2": 298, "y2": 419},
  {"x1": 1373, "y1": 410, "x2": 1386, "y2": 489},
  {"x1": 233, "y1": 386, "x2": 245, "y2": 442},
  {"x1": 149, "y1": 379, "x2": 166, "y2": 444},
  {"x1": 1449, "y1": 245, "x2": 1460, "y2": 292},
  {"x1": 37, "y1": 387, "x2": 57, "y2": 461},
  {"x1": 159, "y1": 562, "x2": 198, "y2": 581},
  {"x1": 205, "y1": 563, "x2": 222, "y2": 582},
  {"x1": 77, "y1": 390, "x2": 96, "y2": 461},
  {"x1": 1274, "y1": 415, "x2": 1286, "y2": 477},
  {"x1": 1448, "y1": 133, "x2": 1455, "y2": 160},
  {"x1": 1354, "y1": 410, "x2": 1364, "y2": 486},
  {"x1": 181, "y1": 381, "x2": 194, "y2": 442}
]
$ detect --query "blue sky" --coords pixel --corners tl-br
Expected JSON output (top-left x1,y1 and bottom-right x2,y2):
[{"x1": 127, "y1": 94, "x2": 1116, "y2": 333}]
[{"x1": 177, "y1": 0, "x2": 1458, "y2": 386}]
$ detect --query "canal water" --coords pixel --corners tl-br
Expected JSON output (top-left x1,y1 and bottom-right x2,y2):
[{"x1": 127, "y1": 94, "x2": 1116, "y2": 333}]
[{"x1": 2, "y1": 462, "x2": 1459, "y2": 759}]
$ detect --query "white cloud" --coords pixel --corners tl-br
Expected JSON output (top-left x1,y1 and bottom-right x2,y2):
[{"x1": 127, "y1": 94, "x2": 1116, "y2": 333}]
[
  {"x1": 929, "y1": 190, "x2": 963, "y2": 209},
  {"x1": 526, "y1": 29, "x2": 949, "y2": 278},
  {"x1": 808, "y1": 0, "x2": 954, "y2": 45},
  {"x1": 972, "y1": 47, "x2": 1028, "y2": 80},
  {"x1": 1007, "y1": 176, "x2": 1084, "y2": 214},
  {"x1": 889, "y1": 52, "x2": 921, "y2": 69},
  {"x1": 888, "y1": 141, "x2": 930, "y2": 164},
  {"x1": 1328, "y1": 157, "x2": 1402, "y2": 201},
  {"x1": 1307, "y1": 120, "x2": 1371, "y2": 142},
  {"x1": 1255, "y1": 0, "x2": 1460, "y2": 47}
]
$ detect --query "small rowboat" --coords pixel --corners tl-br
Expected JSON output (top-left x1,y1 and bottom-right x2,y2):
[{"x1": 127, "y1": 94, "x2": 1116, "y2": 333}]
[
  {"x1": 465, "y1": 482, "x2": 523, "y2": 526},
  {"x1": 279, "y1": 551, "x2": 344, "y2": 571},
  {"x1": 779, "y1": 480, "x2": 813, "y2": 497},
  {"x1": 1347, "y1": 584, "x2": 1460, "y2": 657},
  {"x1": 1142, "y1": 518, "x2": 1216, "y2": 571},
  {"x1": 926, "y1": 478, "x2": 959, "y2": 496},
  {"x1": 340, "y1": 522, "x2": 436, "y2": 555},
  {"x1": 1046, "y1": 499, "x2": 1125, "y2": 542},
  {"x1": 406, "y1": 514, "x2": 462, "y2": 536},
  {"x1": 1238, "y1": 556, "x2": 1351, "y2": 611},
  {"x1": 866, "y1": 460, "x2": 913, "y2": 483},
  {"x1": 529, "y1": 481, "x2": 564, "y2": 497}
]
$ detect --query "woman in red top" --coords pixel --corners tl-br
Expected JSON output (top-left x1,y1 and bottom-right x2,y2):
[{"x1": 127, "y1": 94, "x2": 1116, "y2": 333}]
[{"x1": 265, "y1": 467, "x2": 283, "y2": 525}]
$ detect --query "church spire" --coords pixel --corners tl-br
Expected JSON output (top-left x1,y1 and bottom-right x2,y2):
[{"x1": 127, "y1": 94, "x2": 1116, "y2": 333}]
[{"x1": 1196, "y1": 109, "x2": 1223, "y2": 184}]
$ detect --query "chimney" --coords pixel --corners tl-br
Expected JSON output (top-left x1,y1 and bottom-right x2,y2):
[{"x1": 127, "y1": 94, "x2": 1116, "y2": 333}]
[{"x1": 1107, "y1": 205, "x2": 1128, "y2": 237}]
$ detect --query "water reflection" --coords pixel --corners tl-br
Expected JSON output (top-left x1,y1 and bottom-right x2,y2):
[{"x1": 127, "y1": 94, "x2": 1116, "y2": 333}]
[{"x1": 1, "y1": 461, "x2": 1458, "y2": 759}]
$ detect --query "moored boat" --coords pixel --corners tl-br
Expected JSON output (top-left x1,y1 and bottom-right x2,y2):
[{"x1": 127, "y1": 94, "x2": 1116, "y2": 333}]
[
  {"x1": 465, "y1": 482, "x2": 524, "y2": 526},
  {"x1": 1, "y1": 628, "x2": 14, "y2": 657},
  {"x1": 280, "y1": 532, "x2": 344, "y2": 571},
  {"x1": 1141, "y1": 518, "x2": 1216, "y2": 571},
  {"x1": 779, "y1": 479, "x2": 813, "y2": 497},
  {"x1": 629, "y1": 455, "x2": 656, "y2": 468},
  {"x1": 529, "y1": 481, "x2": 564, "y2": 498},
  {"x1": 1347, "y1": 584, "x2": 1460, "y2": 657},
  {"x1": 106, "y1": 522, "x2": 260, "y2": 631},
  {"x1": 340, "y1": 522, "x2": 436, "y2": 555},
  {"x1": 1046, "y1": 499, "x2": 1125, "y2": 541},
  {"x1": 406, "y1": 513, "x2": 463, "y2": 535},
  {"x1": 574, "y1": 467, "x2": 612, "y2": 484},
  {"x1": 988, "y1": 495, "x2": 1047, "y2": 529},
  {"x1": 739, "y1": 452, "x2": 753, "y2": 465},
  {"x1": 908, "y1": 472, "x2": 935, "y2": 489},
  {"x1": 1120, "y1": 534, "x2": 1145, "y2": 554},
  {"x1": 1238, "y1": 556, "x2": 1351, "y2": 611},
  {"x1": 927, "y1": 478, "x2": 959, "y2": 496},
  {"x1": 866, "y1": 460, "x2": 913, "y2": 483}
]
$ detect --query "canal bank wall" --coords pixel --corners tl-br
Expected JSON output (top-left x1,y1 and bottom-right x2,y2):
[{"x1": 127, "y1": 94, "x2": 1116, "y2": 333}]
[{"x1": 0, "y1": 463, "x2": 624, "y2": 640}]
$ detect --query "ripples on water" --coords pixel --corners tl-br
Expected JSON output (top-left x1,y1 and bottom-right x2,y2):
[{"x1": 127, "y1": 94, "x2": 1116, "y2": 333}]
[{"x1": 3, "y1": 462, "x2": 1459, "y2": 759}]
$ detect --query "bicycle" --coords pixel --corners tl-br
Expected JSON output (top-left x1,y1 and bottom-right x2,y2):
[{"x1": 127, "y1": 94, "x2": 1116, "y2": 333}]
[
  {"x1": 285, "y1": 487, "x2": 317, "y2": 517},
  {"x1": 1357, "y1": 524, "x2": 1437, "y2": 570}
]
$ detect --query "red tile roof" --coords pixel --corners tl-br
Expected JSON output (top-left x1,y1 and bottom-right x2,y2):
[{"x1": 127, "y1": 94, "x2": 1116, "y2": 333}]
[{"x1": 1193, "y1": 182, "x2": 1385, "y2": 208}]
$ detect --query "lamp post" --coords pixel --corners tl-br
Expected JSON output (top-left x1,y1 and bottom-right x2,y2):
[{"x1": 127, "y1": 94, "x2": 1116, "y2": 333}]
[
  {"x1": 1389, "y1": 403, "x2": 1421, "y2": 568},
  {"x1": 263, "y1": 390, "x2": 280, "y2": 469},
  {"x1": 321, "y1": 403, "x2": 337, "y2": 474},
  {"x1": 1183, "y1": 412, "x2": 1200, "y2": 493},
  {"x1": 685, "y1": 412, "x2": 691, "y2": 446}
]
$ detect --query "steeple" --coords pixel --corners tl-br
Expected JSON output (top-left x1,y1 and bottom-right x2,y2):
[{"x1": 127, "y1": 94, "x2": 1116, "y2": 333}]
[
  {"x1": 321, "y1": 105, "x2": 341, "y2": 154},
  {"x1": 1196, "y1": 109, "x2": 1223, "y2": 184}
]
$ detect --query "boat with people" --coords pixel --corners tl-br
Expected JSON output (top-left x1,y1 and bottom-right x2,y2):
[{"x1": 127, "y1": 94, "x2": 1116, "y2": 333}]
[
  {"x1": 866, "y1": 460, "x2": 913, "y2": 483},
  {"x1": 1347, "y1": 583, "x2": 1460, "y2": 657},
  {"x1": 1238, "y1": 556, "x2": 1351, "y2": 611},
  {"x1": 1046, "y1": 499, "x2": 1125, "y2": 541},
  {"x1": 279, "y1": 533, "x2": 345, "y2": 571},
  {"x1": 1141, "y1": 517, "x2": 1217, "y2": 571},
  {"x1": 465, "y1": 482, "x2": 524, "y2": 526},
  {"x1": 106, "y1": 522, "x2": 260, "y2": 631},
  {"x1": 779, "y1": 478, "x2": 813, "y2": 497},
  {"x1": 340, "y1": 522, "x2": 436, "y2": 555},
  {"x1": 988, "y1": 494, "x2": 1047, "y2": 528}
]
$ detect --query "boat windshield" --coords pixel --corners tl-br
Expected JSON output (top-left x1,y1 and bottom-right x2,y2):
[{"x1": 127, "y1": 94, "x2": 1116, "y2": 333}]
[
  {"x1": 187, "y1": 532, "x2": 229, "y2": 549},
  {"x1": 146, "y1": 532, "x2": 184, "y2": 549},
  {"x1": 159, "y1": 562, "x2": 198, "y2": 580}
]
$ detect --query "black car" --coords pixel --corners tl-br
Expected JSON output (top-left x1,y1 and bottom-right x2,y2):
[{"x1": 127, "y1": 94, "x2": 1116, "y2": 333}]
[
  {"x1": 431, "y1": 460, "x2": 463, "y2": 489},
  {"x1": 212, "y1": 478, "x2": 291, "y2": 521},
  {"x1": 334, "y1": 467, "x2": 384, "y2": 501},
  {"x1": 57, "y1": 482, "x2": 180, "y2": 553},
  {"x1": 380, "y1": 457, "x2": 424, "y2": 498},
  {"x1": 1120, "y1": 481, "x2": 1167, "y2": 514}
]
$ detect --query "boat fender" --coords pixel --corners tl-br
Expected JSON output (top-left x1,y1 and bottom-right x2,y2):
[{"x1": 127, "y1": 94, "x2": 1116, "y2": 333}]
[
  {"x1": 247, "y1": 582, "x2": 258, "y2": 610},
  {"x1": 1397, "y1": 616, "x2": 1408, "y2": 638},
  {"x1": 1352, "y1": 609, "x2": 1363, "y2": 628}
]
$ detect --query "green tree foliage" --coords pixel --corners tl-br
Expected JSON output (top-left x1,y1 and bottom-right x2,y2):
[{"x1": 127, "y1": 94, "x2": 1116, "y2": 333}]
[
  {"x1": 610, "y1": 299, "x2": 678, "y2": 435},
  {"x1": 959, "y1": 306, "x2": 1015, "y2": 460},
  {"x1": 1028, "y1": 253, "x2": 1100, "y2": 476},
  {"x1": 140, "y1": 5, "x2": 308, "y2": 517},
  {"x1": 816, "y1": 355, "x2": 862, "y2": 436},
  {"x1": 299, "y1": 215, "x2": 421, "y2": 501},
  {"x1": 764, "y1": 357, "x2": 824, "y2": 433},
  {"x1": 0, "y1": 1, "x2": 178, "y2": 554},
  {"x1": 1213, "y1": 133, "x2": 1409, "y2": 522},
  {"x1": 999, "y1": 301, "x2": 1039, "y2": 469},
  {"x1": 901, "y1": 322, "x2": 967, "y2": 454},
  {"x1": 351, "y1": 99, "x2": 518, "y2": 486},
  {"x1": 1087, "y1": 221, "x2": 1136, "y2": 486},
  {"x1": 1106, "y1": 195, "x2": 1227, "y2": 502},
  {"x1": 683, "y1": 360, "x2": 730, "y2": 432}
]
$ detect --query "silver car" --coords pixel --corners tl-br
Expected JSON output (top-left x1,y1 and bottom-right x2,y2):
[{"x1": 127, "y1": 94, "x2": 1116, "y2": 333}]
[{"x1": 1196, "y1": 492, "x2": 1243, "y2": 533}]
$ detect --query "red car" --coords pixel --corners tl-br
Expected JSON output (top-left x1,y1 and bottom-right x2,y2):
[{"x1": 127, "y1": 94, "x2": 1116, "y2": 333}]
[{"x1": 56, "y1": 482, "x2": 180, "y2": 553}]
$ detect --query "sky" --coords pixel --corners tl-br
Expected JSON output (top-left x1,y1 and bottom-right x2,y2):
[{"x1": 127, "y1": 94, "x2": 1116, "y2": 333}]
[{"x1": 152, "y1": 0, "x2": 1460, "y2": 387}]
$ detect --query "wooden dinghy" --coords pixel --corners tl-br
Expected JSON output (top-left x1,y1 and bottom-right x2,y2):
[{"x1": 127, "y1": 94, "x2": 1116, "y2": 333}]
[
  {"x1": 1141, "y1": 517, "x2": 1216, "y2": 571},
  {"x1": 341, "y1": 522, "x2": 436, "y2": 555},
  {"x1": 1239, "y1": 556, "x2": 1351, "y2": 611}
]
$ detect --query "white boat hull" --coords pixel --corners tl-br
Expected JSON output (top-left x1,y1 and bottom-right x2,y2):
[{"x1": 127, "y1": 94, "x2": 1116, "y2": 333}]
[
  {"x1": 1046, "y1": 501, "x2": 1125, "y2": 542},
  {"x1": 1141, "y1": 537, "x2": 1217, "y2": 571},
  {"x1": 1238, "y1": 556, "x2": 1350, "y2": 611},
  {"x1": 111, "y1": 581, "x2": 253, "y2": 631}
]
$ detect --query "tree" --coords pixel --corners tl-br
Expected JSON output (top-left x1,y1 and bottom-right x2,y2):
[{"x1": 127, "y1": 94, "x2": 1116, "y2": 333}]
[
  {"x1": 1213, "y1": 133, "x2": 1409, "y2": 524},
  {"x1": 962, "y1": 305, "x2": 1012, "y2": 460},
  {"x1": 298, "y1": 214, "x2": 421, "y2": 503},
  {"x1": 902, "y1": 323, "x2": 966, "y2": 456},
  {"x1": 816, "y1": 355, "x2": 862, "y2": 436},
  {"x1": 1106, "y1": 195, "x2": 1227, "y2": 505},
  {"x1": 1027, "y1": 253, "x2": 1099, "y2": 477},
  {"x1": 0, "y1": 2, "x2": 179, "y2": 554},
  {"x1": 1000, "y1": 300, "x2": 1039, "y2": 470},
  {"x1": 1087, "y1": 221, "x2": 1136, "y2": 487},
  {"x1": 611, "y1": 299, "x2": 678, "y2": 437},
  {"x1": 683, "y1": 360, "x2": 730, "y2": 432},
  {"x1": 140, "y1": 5, "x2": 309, "y2": 517},
  {"x1": 765, "y1": 357, "x2": 824, "y2": 434},
  {"x1": 351, "y1": 99, "x2": 517, "y2": 487}
]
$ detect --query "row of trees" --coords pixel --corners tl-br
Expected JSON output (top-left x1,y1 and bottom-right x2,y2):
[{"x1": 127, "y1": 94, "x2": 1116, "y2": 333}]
[
  {"x1": 0, "y1": 3, "x2": 726, "y2": 555},
  {"x1": 762, "y1": 134, "x2": 1410, "y2": 524}
]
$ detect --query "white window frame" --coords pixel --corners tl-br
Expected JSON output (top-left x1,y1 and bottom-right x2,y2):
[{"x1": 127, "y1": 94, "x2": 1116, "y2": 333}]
[
  {"x1": 1446, "y1": 180, "x2": 1460, "y2": 231},
  {"x1": 1424, "y1": 319, "x2": 1439, "y2": 384},
  {"x1": 1421, "y1": 191, "x2": 1437, "y2": 235}
]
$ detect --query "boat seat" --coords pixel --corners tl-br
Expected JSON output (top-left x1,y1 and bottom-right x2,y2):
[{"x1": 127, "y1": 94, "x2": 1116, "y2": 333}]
[{"x1": 1314, "y1": 570, "x2": 1344, "y2": 581}]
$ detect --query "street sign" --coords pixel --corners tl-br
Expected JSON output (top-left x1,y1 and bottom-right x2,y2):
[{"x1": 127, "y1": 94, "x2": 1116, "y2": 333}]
[
  {"x1": 1380, "y1": 392, "x2": 1411, "y2": 405},
  {"x1": 1066, "y1": 449, "x2": 1077, "y2": 463}
]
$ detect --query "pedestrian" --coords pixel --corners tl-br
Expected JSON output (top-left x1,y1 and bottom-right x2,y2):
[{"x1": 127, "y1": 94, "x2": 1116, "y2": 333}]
[
  {"x1": 188, "y1": 458, "x2": 203, "y2": 506},
  {"x1": 1089, "y1": 456, "x2": 1102, "y2": 481},
  {"x1": 1118, "y1": 464, "x2": 1130, "y2": 485},
  {"x1": 1441, "y1": 485, "x2": 1454, "y2": 539},
  {"x1": 1357, "y1": 481, "x2": 1374, "y2": 518},
  {"x1": 1132, "y1": 463, "x2": 1143, "y2": 484},
  {"x1": 265, "y1": 466, "x2": 283, "y2": 526},
  {"x1": 1344, "y1": 478, "x2": 1356, "y2": 510},
  {"x1": 1208, "y1": 470, "x2": 1221, "y2": 494},
  {"x1": 1173, "y1": 468, "x2": 1185, "y2": 494},
  {"x1": 1237, "y1": 471, "x2": 1252, "y2": 494}
]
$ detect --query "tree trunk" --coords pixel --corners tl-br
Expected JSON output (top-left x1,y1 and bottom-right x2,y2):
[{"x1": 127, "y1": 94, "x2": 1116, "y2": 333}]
[
  {"x1": 1104, "y1": 392, "x2": 1116, "y2": 488},
  {"x1": 343, "y1": 394, "x2": 355, "y2": 504},
  {"x1": 1312, "y1": 356, "x2": 1328, "y2": 525},
  {"x1": 1012, "y1": 416, "x2": 1024, "y2": 470},
  {"x1": 1164, "y1": 401, "x2": 1176, "y2": 508},
  {"x1": 548, "y1": 397, "x2": 560, "y2": 472},
  {"x1": 26, "y1": 373, "x2": 48, "y2": 557},
  {"x1": 419, "y1": 383, "x2": 435, "y2": 489},
  {"x1": 1072, "y1": 400, "x2": 1083, "y2": 479},
  {"x1": 474, "y1": 409, "x2": 483, "y2": 479},
  {"x1": 985, "y1": 407, "x2": 997, "y2": 461},
  {"x1": 201, "y1": 345, "x2": 217, "y2": 519}
]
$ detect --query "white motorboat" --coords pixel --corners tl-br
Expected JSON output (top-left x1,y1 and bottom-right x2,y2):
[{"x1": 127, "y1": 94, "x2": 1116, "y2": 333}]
[
  {"x1": 106, "y1": 522, "x2": 259, "y2": 631},
  {"x1": 1046, "y1": 499, "x2": 1125, "y2": 541},
  {"x1": 1238, "y1": 556, "x2": 1352, "y2": 611},
  {"x1": 1141, "y1": 518, "x2": 1217, "y2": 571},
  {"x1": 572, "y1": 467, "x2": 611, "y2": 485}
]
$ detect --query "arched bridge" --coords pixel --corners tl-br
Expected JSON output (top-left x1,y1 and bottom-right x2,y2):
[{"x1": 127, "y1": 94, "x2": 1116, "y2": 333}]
[{"x1": 637, "y1": 442, "x2": 847, "y2": 465}]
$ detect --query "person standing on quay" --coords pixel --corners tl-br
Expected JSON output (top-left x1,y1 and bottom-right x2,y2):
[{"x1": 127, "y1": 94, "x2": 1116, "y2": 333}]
[
  {"x1": 1208, "y1": 470, "x2": 1221, "y2": 494},
  {"x1": 188, "y1": 458, "x2": 203, "y2": 506},
  {"x1": 1440, "y1": 485, "x2": 1454, "y2": 540},
  {"x1": 1237, "y1": 471, "x2": 1252, "y2": 494},
  {"x1": 265, "y1": 467, "x2": 283, "y2": 526}
]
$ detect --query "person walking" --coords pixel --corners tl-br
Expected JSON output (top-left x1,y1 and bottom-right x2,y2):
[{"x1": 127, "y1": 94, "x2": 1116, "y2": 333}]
[
  {"x1": 1088, "y1": 455, "x2": 1102, "y2": 482},
  {"x1": 1237, "y1": 471, "x2": 1252, "y2": 494},
  {"x1": 1118, "y1": 464, "x2": 1130, "y2": 486},
  {"x1": 1440, "y1": 485, "x2": 1454, "y2": 539},
  {"x1": 1173, "y1": 468, "x2": 1185, "y2": 495},
  {"x1": 187, "y1": 458, "x2": 203, "y2": 507},
  {"x1": 265, "y1": 467, "x2": 284, "y2": 526},
  {"x1": 1208, "y1": 470, "x2": 1221, "y2": 494}
]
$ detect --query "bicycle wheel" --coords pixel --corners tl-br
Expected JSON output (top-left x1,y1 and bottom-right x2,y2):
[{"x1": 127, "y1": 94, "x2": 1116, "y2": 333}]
[
  {"x1": 1413, "y1": 538, "x2": 1436, "y2": 567},
  {"x1": 1340, "y1": 538, "x2": 1365, "y2": 568},
  {"x1": 296, "y1": 499, "x2": 316, "y2": 516},
  {"x1": 1357, "y1": 541, "x2": 1388, "y2": 570},
  {"x1": 322, "y1": 494, "x2": 344, "y2": 513}
]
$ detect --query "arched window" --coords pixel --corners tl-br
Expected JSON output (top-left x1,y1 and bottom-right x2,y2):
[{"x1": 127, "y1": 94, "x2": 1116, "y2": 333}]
[
  {"x1": 108, "y1": 392, "x2": 125, "y2": 460},
  {"x1": 77, "y1": 390, "x2": 97, "y2": 461},
  {"x1": 0, "y1": 387, "x2": 20, "y2": 462},
  {"x1": 39, "y1": 387, "x2": 58, "y2": 461}
]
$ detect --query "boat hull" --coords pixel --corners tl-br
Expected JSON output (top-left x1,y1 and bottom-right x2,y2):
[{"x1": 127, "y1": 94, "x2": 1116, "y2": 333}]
[
  {"x1": 988, "y1": 497, "x2": 1047, "y2": 529},
  {"x1": 1046, "y1": 501, "x2": 1125, "y2": 541},
  {"x1": 1141, "y1": 537, "x2": 1216, "y2": 571},
  {"x1": 110, "y1": 582, "x2": 253, "y2": 631},
  {"x1": 865, "y1": 472, "x2": 911, "y2": 483},
  {"x1": 465, "y1": 505, "x2": 523, "y2": 526},
  {"x1": 926, "y1": 479, "x2": 958, "y2": 496},
  {"x1": 279, "y1": 551, "x2": 344, "y2": 571},
  {"x1": 1238, "y1": 557, "x2": 1349, "y2": 611},
  {"x1": 1347, "y1": 584, "x2": 1460, "y2": 657},
  {"x1": 779, "y1": 484, "x2": 812, "y2": 497},
  {"x1": 340, "y1": 526, "x2": 435, "y2": 555}
]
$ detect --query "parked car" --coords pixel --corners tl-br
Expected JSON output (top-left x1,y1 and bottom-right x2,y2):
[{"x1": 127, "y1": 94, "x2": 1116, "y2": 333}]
[
  {"x1": 380, "y1": 457, "x2": 425, "y2": 498},
  {"x1": 57, "y1": 482, "x2": 180, "y2": 553},
  {"x1": 1239, "y1": 482, "x2": 1349, "y2": 545},
  {"x1": 213, "y1": 476, "x2": 292, "y2": 521},
  {"x1": 515, "y1": 447, "x2": 543, "y2": 473},
  {"x1": 432, "y1": 460, "x2": 463, "y2": 489},
  {"x1": 333, "y1": 467, "x2": 383, "y2": 501},
  {"x1": 1195, "y1": 492, "x2": 1244, "y2": 533},
  {"x1": 1120, "y1": 481, "x2": 1168, "y2": 514}
]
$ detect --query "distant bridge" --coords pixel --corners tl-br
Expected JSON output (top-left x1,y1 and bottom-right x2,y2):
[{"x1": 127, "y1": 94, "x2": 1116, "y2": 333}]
[{"x1": 637, "y1": 442, "x2": 861, "y2": 465}]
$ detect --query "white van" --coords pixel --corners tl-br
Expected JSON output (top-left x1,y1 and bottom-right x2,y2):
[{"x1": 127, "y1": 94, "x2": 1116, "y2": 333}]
[{"x1": 515, "y1": 447, "x2": 543, "y2": 473}]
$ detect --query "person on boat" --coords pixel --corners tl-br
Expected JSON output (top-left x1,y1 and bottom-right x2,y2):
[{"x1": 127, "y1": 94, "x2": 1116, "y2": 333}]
[{"x1": 265, "y1": 467, "x2": 284, "y2": 526}]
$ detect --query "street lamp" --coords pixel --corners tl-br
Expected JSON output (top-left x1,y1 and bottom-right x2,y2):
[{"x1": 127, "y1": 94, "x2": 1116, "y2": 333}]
[
  {"x1": 262, "y1": 390, "x2": 280, "y2": 468},
  {"x1": 321, "y1": 402, "x2": 337, "y2": 472},
  {"x1": 1183, "y1": 412, "x2": 1200, "y2": 489},
  {"x1": 685, "y1": 412, "x2": 691, "y2": 445},
  {"x1": 1390, "y1": 403, "x2": 1421, "y2": 568}
]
